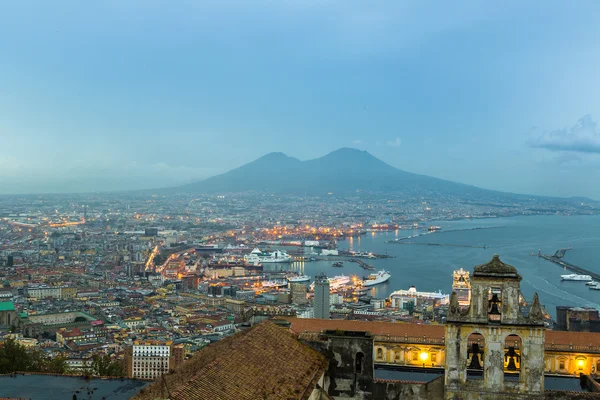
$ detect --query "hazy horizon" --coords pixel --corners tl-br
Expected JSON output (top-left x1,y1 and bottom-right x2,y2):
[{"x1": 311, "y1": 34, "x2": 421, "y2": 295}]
[{"x1": 2, "y1": 1, "x2": 600, "y2": 197}]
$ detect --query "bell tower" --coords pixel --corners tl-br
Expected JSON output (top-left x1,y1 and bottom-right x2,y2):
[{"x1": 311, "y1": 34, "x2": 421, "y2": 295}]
[{"x1": 445, "y1": 255, "x2": 545, "y2": 400}]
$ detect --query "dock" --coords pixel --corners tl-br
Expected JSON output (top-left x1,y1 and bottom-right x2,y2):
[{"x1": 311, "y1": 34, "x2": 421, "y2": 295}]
[
  {"x1": 539, "y1": 250, "x2": 600, "y2": 281},
  {"x1": 348, "y1": 259, "x2": 376, "y2": 271},
  {"x1": 386, "y1": 241, "x2": 487, "y2": 249}
]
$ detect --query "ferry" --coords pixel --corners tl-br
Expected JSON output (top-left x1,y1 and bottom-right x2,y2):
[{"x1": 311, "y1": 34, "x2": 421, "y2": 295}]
[
  {"x1": 261, "y1": 279, "x2": 288, "y2": 288},
  {"x1": 361, "y1": 270, "x2": 391, "y2": 287},
  {"x1": 561, "y1": 274, "x2": 593, "y2": 281},
  {"x1": 287, "y1": 275, "x2": 310, "y2": 283},
  {"x1": 310, "y1": 275, "x2": 351, "y2": 291},
  {"x1": 245, "y1": 248, "x2": 293, "y2": 264}
]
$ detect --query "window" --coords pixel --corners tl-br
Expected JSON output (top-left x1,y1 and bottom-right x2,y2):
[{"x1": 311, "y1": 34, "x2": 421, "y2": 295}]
[
  {"x1": 431, "y1": 353, "x2": 437, "y2": 363},
  {"x1": 355, "y1": 352, "x2": 364, "y2": 374},
  {"x1": 376, "y1": 348, "x2": 383, "y2": 359},
  {"x1": 412, "y1": 352, "x2": 418, "y2": 361},
  {"x1": 559, "y1": 360, "x2": 565, "y2": 370}
]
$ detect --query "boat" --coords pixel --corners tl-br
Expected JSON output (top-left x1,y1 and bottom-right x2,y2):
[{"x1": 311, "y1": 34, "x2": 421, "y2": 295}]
[
  {"x1": 310, "y1": 275, "x2": 351, "y2": 291},
  {"x1": 332, "y1": 261, "x2": 344, "y2": 268},
  {"x1": 245, "y1": 248, "x2": 293, "y2": 264},
  {"x1": 589, "y1": 284, "x2": 600, "y2": 291},
  {"x1": 261, "y1": 279, "x2": 288, "y2": 288},
  {"x1": 428, "y1": 226, "x2": 442, "y2": 232},
  {"x1": 287, "y1": 275, "x2": 310, "y2": 283},
  {"x1": 561, "y1": 274, "x2": 593, "y2": 281},
  {"x1": 585, "y1": 280, "x2": 599, "y2": 286},
  {"x1": 361, "y1": 270, "x2": 391, "y2": 286}
]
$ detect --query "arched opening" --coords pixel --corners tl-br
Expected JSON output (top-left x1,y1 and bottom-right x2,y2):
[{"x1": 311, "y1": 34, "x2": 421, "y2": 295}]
[
  {"x1": 504, "y1": 334, "x2": 522, "y2": 381},
  {"x1": 488, "y1": 287, "x2": 502, "y2": 323},
  {"x1": 355, "y1": 352, "x2": 364, "y2": 374},
  {"x1": 376, "y1": 347, "x2": 383, "y2": 360},
  {"x1": 466, "y1": 333, "x2": 485, "y2": 379}
]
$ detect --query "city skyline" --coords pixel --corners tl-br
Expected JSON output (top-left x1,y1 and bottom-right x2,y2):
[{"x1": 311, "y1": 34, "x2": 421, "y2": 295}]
[{"x1": 2, "y1": 1, "x2": 600, "y2": 198}]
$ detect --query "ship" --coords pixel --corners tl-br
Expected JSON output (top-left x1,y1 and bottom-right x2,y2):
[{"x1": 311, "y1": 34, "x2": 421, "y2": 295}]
[
  {"x1": 245, "y1": 248, "x2": 293, "y2": 264},
  {"x1": 261, "y1": 279, "x2": 288, "y2": 288},
  {"x1": 561, "y1": 274, "x2": 593, "y2": 281},
  {"x1": 287, "y1": 275, "x2": 310, "y2": 283},
  {"x1": 361, "y1": 270, "x2": 391, "y2": 287},
  {"x1": 309, "y1": 275, "x2": 351, "y2": 291}
]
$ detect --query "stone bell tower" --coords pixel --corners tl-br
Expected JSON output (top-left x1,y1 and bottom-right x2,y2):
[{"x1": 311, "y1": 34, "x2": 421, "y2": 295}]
[{"x1": 445, "y1": 255, "x2": 545, "y2": 400}]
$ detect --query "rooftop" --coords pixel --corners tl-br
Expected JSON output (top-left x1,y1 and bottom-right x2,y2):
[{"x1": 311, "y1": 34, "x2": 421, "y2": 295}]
[
  {"x1": 0, "y1": 302, "x2": 14, "y2": 311},
  {"x1": 473, "y1": 255, "x2": 520, "y2": 279},
  {"x1": 134, "y1": 321, "x2": 328, "y2": 400},
  {"x1": 0, "y1": 374, "x2": 147, "y2": 400}
]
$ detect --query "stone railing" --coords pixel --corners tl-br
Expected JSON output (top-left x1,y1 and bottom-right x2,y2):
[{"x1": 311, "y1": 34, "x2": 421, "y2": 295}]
[
  {"x1": 374, "y1": 335, "x2": 445, "y2": 345},
  {"x1": 545, "y1": 343, "x2": 600, "y2": 353}
]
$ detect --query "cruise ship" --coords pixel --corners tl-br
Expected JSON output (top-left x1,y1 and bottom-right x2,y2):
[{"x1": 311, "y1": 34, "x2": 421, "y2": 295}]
[
  {"x1": 361, "y1": 270, "x2": 391, "y2": 286},
  {"x1": 261, "y1": 279, "x2": 288, "y2": 288},
  {"x1": 245, "y1": 248, "x2": 293, "y2": 264},
  {"x1": 561, "y1": 274, "x2": 593, "y2": 281},
  {"x1": 287, "y1": 275, "x2": 310, "y2": 283},
  {"x1": 309, "y1": 275, "x2": 351, "y2": 291}
]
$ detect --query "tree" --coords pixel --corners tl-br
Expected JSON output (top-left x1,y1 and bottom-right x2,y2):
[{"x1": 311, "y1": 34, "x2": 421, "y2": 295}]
[
  {"x1": 0, "y1": 338, "x2": 70, "y2": 374},
  {"x1": 91, "y1": 354, "x2": 124, "y2": 377}
]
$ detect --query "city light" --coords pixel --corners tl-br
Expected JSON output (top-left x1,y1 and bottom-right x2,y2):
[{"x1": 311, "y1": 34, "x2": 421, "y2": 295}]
[{"x1": 420, "y1": 352, "x2": 428, "y2": 361}]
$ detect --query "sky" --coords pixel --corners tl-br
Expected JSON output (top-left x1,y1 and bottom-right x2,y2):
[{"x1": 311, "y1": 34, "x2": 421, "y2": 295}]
[{"x1": 1, "y1": 1, "x2": 600, "y2": 198}]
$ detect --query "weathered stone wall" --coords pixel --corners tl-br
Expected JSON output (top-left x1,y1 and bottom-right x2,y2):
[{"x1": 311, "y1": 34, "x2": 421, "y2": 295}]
[
  {"x1": 302, "y1": 331, "x2": 374, "y2": 398},
  {"x1": 371, "y1": 376, "x2": 444, "y2": 400}
]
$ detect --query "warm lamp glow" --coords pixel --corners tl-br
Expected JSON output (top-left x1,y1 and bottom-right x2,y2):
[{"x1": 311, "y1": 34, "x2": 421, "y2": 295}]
[
  {"x1": 420, "y1": 352, "x2": 428, "y2": 361},
  {"x1": 577, "y1": 359, "x2": 585, "y2": 369}
]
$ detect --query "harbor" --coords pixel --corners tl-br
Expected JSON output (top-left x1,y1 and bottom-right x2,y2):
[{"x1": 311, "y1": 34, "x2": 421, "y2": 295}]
[{"x1": 539, "y1": 249, "x2": 600, "y2": 282}]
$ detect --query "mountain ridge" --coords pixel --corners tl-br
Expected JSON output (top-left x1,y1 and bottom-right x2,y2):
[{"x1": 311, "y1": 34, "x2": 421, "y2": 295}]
[{"x1": 177, "y1": 148, "x2": 503, "y2": 198}]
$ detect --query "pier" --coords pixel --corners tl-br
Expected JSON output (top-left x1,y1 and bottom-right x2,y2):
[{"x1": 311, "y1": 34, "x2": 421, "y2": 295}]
[
  {"x1": 386, "y1": 241, "x2": 487, "y2": 249},
  {"x1": 348, "y1": 259, "x2": 376, "y2": 271},
  {"x1": 540, "y1": 250, "x2": 600, "y2": 281}
]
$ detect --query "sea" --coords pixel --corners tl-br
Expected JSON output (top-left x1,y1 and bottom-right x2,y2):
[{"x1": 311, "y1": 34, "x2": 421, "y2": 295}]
[{"x1": 263, "y1": 215, "x2": 600, "y2": 319}]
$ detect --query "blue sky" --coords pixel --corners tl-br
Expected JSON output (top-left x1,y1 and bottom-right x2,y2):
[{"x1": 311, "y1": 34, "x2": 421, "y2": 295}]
[{"x1": 1, "y1": 1, "x2": 600, "y2": 198}]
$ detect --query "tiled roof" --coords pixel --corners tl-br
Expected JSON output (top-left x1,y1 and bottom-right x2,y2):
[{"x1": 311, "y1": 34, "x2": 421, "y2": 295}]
[
  {"x1": 546, "y1": 330, "x2": 600, "y2": 347},
  {"x1": 133, "y1": 321, "x2": 327, "y2": 400},
  {"x1": 287, "y1": 318, "x2": 600, "y2": 350},
  {"x1": 286, "y1": 318, "x2": 445, "y2": 340}
]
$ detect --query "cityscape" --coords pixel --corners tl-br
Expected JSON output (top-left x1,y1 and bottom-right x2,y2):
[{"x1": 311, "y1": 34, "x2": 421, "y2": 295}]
[
  {"x1": 0, "y1": 187, "x2": 600, "y2": 399},
  {"x1": 2, "y1": 1, "x2": 600, "y2": 399}
]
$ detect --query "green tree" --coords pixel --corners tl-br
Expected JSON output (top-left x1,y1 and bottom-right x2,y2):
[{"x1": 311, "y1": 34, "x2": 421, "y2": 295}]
[{"x1": 91, "y1": 354, "x2": 124, "y2": 377}]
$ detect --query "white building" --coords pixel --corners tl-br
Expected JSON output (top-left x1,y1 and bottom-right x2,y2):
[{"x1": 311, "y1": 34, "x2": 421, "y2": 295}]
[{"x1": 129, "y1": 344, "x2": 171, "y2": 379}]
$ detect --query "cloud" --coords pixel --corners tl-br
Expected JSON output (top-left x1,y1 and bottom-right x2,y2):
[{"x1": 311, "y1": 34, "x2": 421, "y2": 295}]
[
  {"x1": 530, "y1": 115, "x2": 600, "y2": 153},
  {"x1": 352, "y1": 139, "x2": 364, "y2": 145},
  {"x1": 386, "y1": 137, "x2": 402, "y2": 147}
]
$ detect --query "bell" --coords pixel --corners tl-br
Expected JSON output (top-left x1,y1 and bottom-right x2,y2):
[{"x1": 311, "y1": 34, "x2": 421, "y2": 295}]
[
  {"x1": 506, "y1": 346, "x2": 517, "y2": 371},
  {"x1": 489, "y1": 302, "x2": 501, "y2": 315},
  {"x1": 468, "y1": 343, "x2": 482, "y2": 369}
]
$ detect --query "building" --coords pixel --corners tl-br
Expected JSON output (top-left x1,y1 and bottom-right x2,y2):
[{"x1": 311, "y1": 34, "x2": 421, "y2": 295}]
[
  {"x1": 556, "y1": 306, "x2": 600, "y2": 332},
  {"x1": 291, "y1": 282, "x2": 308, "y2": 305},
  {"x1": 125, "y1": 342, "x2": 172, "y2": 380},
  {"x1": 0, "y1": 301, "x2": 17, "y2": 329},
  {"x1": 445, "y1": 255, "x2": 545, "y2": 399},
  {"x1": 313, "y1": 273, "x2": 330, "y2": 319},
  {"x1": 132, "y1": 321, "x2": 328, "y2": 400},
  {"x1": 452, "y1": 267, "x2": 471, "y2": 306}
]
